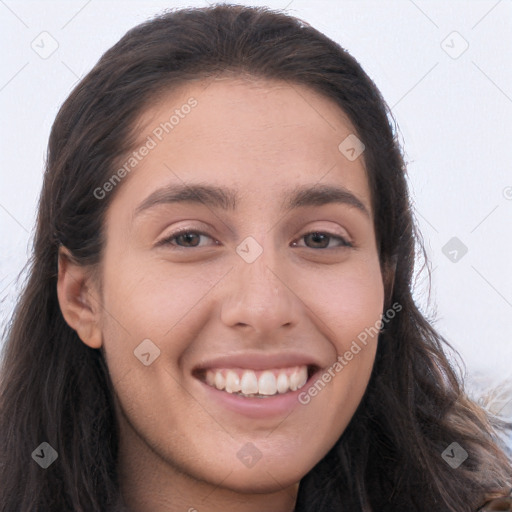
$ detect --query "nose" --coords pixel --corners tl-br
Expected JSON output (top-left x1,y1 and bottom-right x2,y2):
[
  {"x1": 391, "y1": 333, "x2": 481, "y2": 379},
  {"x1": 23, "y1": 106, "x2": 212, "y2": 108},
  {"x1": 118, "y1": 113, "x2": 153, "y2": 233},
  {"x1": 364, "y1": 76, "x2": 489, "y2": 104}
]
[{"x1": 220, "y1": 239, "x2": 302, "y2": 336}]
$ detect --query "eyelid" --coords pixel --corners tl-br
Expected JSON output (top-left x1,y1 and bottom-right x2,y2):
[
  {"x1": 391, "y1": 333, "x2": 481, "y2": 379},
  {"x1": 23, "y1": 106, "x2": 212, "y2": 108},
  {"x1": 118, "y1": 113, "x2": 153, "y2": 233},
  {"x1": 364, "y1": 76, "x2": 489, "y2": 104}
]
[{"x1": 296, "y1": 220, "x2": 354, "y2": 245}]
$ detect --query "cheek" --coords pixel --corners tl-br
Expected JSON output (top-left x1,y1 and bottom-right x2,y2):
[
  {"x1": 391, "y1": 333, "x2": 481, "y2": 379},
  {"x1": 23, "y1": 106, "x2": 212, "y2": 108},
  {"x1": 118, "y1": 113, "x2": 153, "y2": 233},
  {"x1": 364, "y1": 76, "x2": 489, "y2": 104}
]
[
  {"x1": 299, "y1": 258, "x2": 384, "y2": 344},
  {"x1": 296, "y1": 272, "x2": 382, "y2": 440},
  {"x1": 98, "y1": 255, "x2": 225, "y2": 389},
  {"x1": 298, "y1": 259, "x2": 383, "y2": 400},
  {"x1": 102, "y1": 254, "x2": 220, "y2": 335}
]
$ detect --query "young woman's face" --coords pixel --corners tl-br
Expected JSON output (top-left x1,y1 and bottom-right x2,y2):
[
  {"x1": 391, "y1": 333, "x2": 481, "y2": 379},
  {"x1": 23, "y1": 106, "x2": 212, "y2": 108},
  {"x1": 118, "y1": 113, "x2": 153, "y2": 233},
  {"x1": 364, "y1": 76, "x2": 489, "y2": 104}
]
[{"x1": 96, "y1": 78, "x2": 384, "y2": 498}]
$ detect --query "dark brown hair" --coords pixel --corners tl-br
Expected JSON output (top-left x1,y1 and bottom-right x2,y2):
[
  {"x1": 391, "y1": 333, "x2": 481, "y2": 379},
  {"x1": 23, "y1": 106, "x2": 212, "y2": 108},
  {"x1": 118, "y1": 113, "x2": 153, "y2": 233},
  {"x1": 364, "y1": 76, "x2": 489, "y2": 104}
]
[{"x1": 1, "y1": 4, "x2": 510, "y2": 511}]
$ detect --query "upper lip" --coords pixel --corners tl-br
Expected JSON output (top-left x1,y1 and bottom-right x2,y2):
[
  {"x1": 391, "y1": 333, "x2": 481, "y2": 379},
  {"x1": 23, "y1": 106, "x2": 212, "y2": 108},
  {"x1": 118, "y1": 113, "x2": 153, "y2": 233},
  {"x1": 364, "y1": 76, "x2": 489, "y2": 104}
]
[{"x1": 192, "y1": 351, "x2": 323, "y2": 373}]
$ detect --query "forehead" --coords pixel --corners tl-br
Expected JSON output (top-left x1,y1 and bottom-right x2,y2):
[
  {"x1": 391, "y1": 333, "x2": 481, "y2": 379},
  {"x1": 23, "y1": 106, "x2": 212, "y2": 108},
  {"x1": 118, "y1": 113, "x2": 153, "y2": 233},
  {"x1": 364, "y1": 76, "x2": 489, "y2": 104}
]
[
  {"x1": 110, "y1": 76, "x2": 372, "y2": 217},
  {"x1": 136, "y1": 75, "x2": 360, "y2": 150}
]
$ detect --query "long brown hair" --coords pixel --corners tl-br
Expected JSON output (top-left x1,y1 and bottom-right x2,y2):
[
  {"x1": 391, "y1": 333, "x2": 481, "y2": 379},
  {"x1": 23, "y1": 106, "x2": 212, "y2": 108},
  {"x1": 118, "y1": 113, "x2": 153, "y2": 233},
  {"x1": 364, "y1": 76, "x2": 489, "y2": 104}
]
[{"x1": 1, "y1": 4, "x2": 510, "y2": 511}]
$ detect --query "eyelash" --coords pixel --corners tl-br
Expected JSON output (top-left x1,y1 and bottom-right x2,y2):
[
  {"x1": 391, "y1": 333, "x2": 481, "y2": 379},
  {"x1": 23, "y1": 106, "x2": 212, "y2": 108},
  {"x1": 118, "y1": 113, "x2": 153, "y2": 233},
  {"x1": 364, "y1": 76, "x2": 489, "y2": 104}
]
[{"x1": 156, "y1": 228, "x2": 353, "y2": 250}]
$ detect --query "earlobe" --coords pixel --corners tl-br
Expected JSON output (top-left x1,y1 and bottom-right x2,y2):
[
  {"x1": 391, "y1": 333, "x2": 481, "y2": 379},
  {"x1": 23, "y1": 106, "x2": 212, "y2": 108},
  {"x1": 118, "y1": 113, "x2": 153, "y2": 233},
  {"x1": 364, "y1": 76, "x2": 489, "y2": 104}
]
[{"x1": 56, "y1": 247, "x2": 103, "y2": 349}]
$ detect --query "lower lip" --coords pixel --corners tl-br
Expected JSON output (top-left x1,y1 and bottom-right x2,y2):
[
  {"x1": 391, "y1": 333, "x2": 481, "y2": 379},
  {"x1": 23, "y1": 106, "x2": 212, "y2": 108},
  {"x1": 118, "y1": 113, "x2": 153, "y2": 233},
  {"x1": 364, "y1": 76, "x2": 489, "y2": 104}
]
[{"x1": 196, "y1": 372, "x2": 319, "y2": 419}]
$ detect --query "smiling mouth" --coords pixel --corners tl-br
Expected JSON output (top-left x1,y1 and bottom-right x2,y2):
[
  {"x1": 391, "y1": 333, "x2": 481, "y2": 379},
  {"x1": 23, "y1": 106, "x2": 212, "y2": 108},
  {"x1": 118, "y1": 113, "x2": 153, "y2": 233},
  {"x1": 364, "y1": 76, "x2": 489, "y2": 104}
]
[{"x1": 193, "y1": 365, "x2": 319, "y2": 398}]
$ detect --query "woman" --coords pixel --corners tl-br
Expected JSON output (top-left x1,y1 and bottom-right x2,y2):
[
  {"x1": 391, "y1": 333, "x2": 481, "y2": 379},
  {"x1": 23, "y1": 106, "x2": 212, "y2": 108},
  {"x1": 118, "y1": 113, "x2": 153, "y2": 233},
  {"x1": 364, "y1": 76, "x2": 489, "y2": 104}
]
[{"x1": 0, "y1": 4, "x2": 510, "y2": 511}]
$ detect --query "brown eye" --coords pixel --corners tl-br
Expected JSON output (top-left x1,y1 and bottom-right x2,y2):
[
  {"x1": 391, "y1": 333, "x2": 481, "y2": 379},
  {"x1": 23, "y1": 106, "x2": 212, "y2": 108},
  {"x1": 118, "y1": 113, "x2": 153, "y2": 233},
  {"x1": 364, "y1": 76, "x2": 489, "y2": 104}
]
[
  {"x1": 174, "y1": 232, "x2": 202, "y2": 247},
  {"x1": 157, "y1": 230, "x2": 218, "y2": 249},
  {"x1": 293, "y1": 231, "x2": 353, "y2": 250}
]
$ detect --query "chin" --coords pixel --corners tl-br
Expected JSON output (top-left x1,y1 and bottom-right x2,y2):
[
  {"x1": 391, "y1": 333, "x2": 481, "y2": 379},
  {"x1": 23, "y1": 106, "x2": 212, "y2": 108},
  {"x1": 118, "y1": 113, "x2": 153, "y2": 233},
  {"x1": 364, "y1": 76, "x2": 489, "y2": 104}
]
[{"x1": 214, "y1": 464, "x2": 306, "y2": 494}]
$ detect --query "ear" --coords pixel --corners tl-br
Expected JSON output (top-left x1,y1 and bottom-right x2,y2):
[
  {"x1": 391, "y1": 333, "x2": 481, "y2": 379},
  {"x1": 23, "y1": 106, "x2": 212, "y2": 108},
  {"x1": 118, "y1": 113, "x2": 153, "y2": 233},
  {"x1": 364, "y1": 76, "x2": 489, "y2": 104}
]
[{"x1": 56, "y1": 246, "x2": 103, "y2": 349}]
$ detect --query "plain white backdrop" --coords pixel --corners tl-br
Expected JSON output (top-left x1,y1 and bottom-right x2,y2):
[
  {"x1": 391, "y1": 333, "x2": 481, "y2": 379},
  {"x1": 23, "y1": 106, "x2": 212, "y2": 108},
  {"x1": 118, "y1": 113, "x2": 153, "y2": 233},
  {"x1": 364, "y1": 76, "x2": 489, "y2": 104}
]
[{"x1": 0, "y1": 0, "x2": 511, "y2": 400}]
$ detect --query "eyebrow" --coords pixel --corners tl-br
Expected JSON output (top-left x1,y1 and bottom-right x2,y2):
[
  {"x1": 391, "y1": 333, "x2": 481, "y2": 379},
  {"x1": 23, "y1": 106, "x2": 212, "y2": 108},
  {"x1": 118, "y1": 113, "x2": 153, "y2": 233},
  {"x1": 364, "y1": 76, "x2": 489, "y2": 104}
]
[{"x1": 134, "y1": 182, "x2": 370, "y2": 218}]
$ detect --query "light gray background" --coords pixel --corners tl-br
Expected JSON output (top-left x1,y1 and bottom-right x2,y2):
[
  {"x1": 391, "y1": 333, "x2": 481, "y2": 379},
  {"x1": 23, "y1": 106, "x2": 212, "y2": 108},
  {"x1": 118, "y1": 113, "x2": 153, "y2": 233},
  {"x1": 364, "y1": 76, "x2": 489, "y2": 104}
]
[{"x1": 1, "y1": 0, "x2": 511, "y2": 404}]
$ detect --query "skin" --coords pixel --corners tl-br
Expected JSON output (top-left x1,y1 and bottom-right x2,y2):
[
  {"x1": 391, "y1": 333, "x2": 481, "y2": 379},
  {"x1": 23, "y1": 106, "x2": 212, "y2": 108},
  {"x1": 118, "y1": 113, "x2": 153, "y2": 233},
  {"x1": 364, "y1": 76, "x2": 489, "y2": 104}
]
[{"x1": 57, "y1": 76, "x2": 386, "y2": 512}]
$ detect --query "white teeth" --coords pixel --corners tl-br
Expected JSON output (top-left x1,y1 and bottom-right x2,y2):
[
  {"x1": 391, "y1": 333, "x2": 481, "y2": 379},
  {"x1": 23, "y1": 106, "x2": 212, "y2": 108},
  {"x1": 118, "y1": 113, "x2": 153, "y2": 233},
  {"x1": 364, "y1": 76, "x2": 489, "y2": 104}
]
[
  {"x1": 276, "y1": 372, "x2": 289, "y2": 394},
  {"x1": 214, "y1": 371, "x2": 225, "y2": 391},
  {"x1": 290, "y1": 367, "x2": 308, "y2": 391},
  {"x1": 202, "y1": 365, "x2": 310, "y2": 396},
  {"x1": 258, "y1": 371, "x2": 277, "y2": 395},
  {"x1": 225, "y1": 370, "x2": 241, "y2": 393},
  {"x1": 206, "y1": 370, "x2": 215, "y2": 386},
  {"x1": 298, "y1": 368, "x2": 308, "y2": 388},
  {"x1": 289, "y1": 369, "x2": 301, "y2": 391},
  {"x1": 240, "y1": 370, "x2": 259, "y2": 394}
]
